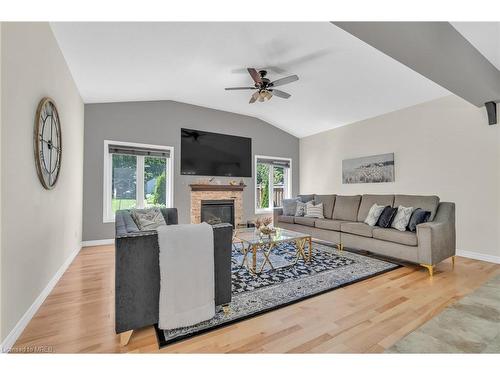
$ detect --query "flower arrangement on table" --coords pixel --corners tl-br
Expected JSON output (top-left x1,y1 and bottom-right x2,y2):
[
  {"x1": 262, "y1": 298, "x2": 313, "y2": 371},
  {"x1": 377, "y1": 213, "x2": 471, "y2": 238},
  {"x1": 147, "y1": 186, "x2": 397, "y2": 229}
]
[{"x1": 255, "y1": 217, "x2": 275, "y2": 236}]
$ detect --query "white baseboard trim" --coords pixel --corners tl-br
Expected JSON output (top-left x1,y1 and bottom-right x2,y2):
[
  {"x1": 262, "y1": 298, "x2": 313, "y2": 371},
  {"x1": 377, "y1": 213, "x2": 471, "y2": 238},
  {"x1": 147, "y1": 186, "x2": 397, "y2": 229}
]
[
  {"x1": 81, "y1": 238, "x2": 114, "y2": 247},
  {"x1": 0, "y1": 245, "x2": 82, "y2": 353},
  {"x1": 456, "y1": 249, "x2": 500, "y2": 264}
]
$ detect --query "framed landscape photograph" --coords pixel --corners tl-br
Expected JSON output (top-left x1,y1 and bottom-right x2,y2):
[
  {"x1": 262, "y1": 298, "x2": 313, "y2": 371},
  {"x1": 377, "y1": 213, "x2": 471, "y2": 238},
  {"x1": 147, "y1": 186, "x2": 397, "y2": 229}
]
[{"x1": 342, "y1": 153, "x2": 395, "y2": 184}]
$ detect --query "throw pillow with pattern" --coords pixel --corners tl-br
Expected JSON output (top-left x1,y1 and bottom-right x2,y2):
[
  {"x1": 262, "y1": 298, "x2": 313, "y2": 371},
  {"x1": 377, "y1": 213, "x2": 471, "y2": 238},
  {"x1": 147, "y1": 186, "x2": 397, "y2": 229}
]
[
  {"x1": 391, "y1": 205, "x2": 414, "y2": 231},
  {"x1": 305, "y1": 202, "x2": 324, "y2": 219},
  {"x1": 294, "y1": 201, "x2": 309, "y2": 217},
  {"x1": 131, "y1": 207, "x2": 167, "y2": 231},
  {"x1": 364, "y1": 203, "x2": 385, "y2": 226}
]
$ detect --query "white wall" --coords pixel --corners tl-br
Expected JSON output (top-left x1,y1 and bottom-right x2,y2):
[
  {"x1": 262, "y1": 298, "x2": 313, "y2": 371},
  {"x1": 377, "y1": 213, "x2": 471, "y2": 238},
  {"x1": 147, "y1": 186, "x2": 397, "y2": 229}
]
[
  {"x1": 1, "y1": 23, "x2": 84, "y2": 345},
  {"x1": 300, "y1": 95, "x2": 500, "y2": 259}
]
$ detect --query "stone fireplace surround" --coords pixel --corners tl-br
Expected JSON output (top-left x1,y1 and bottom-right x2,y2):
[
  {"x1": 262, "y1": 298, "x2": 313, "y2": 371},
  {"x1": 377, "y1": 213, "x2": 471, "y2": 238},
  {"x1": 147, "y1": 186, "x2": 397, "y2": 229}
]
[{"x1": 190, "y1": 184, "x2": 245, "y2": 227}]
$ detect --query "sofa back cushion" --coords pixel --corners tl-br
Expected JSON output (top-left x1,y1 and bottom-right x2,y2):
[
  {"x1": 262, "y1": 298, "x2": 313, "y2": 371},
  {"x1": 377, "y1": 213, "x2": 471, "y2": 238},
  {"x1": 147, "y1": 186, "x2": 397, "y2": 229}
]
[
  {"x1": 282, "y1": 198, "x2": 300, "y2": 216},
  {"x1": 393, "y1": 195, "x2": 440, "y2": 221},
  {"x1": 314, "y1": 194, "x2": 336, "y2": 219},
  {"x1": 357, "y1": 194, "x2": 395, "y2": 222},
  {"x1": 297, "y1": 194, "x2": 315, "y2": 203},
  {"x1": 333, "y1": 195, "x2": 361, "y2": 221}
]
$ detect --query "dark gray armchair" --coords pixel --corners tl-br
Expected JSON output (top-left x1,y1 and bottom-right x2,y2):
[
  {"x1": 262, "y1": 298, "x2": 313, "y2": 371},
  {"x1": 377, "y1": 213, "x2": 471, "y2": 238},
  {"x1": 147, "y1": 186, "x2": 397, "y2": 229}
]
[{"x1": 114, "y1": 208, "x2": 232, "y2": 345}]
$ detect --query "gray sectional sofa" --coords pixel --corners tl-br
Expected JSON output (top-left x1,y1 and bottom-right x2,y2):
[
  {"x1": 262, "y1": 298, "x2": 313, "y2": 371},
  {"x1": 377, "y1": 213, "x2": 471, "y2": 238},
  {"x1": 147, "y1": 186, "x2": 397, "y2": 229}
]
[{"x1": 273, "y1": 194, "x2": 455, "y2": 276}]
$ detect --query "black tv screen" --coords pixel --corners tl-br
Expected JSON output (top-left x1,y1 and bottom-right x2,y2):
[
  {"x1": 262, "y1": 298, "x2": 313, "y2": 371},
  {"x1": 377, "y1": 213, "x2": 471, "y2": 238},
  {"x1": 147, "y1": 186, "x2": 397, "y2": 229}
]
[{"x1": 181, "y1": 128, "x2": 252, "y2": 177}]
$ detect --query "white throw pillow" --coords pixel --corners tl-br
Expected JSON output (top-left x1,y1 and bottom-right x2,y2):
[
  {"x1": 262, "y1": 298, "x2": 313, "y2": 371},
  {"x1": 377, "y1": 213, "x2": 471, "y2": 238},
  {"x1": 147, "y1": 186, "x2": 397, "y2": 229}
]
[
  {"x1": 364, "y1": 203, "x2": 385, "y2": 226},
  {"x1": 391, "y1": 205, "x2": 414, "y2": 231},
  {"x1": 305, "y1": 202, "x2": 324, "y2": 219}
]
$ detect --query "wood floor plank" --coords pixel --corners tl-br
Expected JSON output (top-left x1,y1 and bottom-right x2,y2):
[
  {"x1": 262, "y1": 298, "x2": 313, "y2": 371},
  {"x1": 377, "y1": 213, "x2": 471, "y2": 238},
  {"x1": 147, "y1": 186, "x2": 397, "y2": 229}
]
[{"x1": 12, "y1": 245, "x2": 500, "y2": 353}]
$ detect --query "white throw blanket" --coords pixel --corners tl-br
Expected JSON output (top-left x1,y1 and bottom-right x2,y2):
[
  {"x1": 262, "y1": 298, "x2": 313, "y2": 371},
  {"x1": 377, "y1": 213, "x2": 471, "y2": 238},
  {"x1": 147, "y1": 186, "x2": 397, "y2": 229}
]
[{"x1": 157, "y1": 223, "x2": 215, "y2": 330}]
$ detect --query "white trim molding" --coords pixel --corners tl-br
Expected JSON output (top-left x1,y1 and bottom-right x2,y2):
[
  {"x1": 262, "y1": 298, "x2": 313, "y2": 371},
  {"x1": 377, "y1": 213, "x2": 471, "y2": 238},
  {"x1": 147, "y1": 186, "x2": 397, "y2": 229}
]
[
  {"x1": 254, "y1": 154, "x2": 292, "y2": 215},
  {"x1": 103, "y1": 140, "x2": 175, "y2": 223},
  {"x1": 82, "y1": 239, "x2": 115, "y2": 247},
  {"x1": 0, "y1": 246, "x2": 82, "y2": 353},
  {"x1": 456, "y1": 249, "x2": 500, "y2": 264}
]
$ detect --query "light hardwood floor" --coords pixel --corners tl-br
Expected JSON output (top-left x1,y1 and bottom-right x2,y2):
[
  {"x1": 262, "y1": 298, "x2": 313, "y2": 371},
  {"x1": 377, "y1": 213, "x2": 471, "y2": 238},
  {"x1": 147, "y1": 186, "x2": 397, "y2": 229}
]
[{"x1": 13, "y1": 245, "x2": 500, "y2": 353}]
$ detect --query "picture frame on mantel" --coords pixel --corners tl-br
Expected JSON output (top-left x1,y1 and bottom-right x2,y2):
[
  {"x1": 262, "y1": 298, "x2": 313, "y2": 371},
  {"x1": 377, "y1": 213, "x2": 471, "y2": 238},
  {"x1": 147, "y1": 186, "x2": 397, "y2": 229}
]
[{"x1": 342, "y1": 153, "x2": 395, "y2": 184}]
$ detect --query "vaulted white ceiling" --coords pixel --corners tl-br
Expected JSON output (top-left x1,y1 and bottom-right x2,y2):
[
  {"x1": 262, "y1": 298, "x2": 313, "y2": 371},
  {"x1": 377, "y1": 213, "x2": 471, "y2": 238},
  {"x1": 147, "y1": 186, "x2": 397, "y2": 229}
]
[{"x1": 51, "y1": 22, "x2": 449, "y2": 137}]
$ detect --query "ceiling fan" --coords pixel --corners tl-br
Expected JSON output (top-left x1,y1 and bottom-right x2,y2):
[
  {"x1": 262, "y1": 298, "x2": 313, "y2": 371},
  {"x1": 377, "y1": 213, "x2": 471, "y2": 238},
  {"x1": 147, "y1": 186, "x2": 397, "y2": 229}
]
[{"x1": 225, "y1": 68, "x2": 299, "y2": 104}]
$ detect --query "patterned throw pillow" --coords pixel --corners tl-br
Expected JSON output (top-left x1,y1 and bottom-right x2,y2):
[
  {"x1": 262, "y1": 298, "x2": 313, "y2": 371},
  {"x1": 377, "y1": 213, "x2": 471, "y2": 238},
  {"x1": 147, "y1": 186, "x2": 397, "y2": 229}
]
[
  {"x1": 294, "y1": 201, "x2": 308, "y2": 217},
  {"x1": 364, "y1": 203, "x2": 385, "y2": 226},
  {"x1": 305, "y1": 202, "x2": 324, "y2": 219},
  {"x1": 282, "y1": 198, "x2": 300, "y2": 216},
  {"x1": 131, "y1": 207, "x2": 166, "y2": 231},
  {"x1": 391, "y1": 205, "x2": 414, "y2": 231}
]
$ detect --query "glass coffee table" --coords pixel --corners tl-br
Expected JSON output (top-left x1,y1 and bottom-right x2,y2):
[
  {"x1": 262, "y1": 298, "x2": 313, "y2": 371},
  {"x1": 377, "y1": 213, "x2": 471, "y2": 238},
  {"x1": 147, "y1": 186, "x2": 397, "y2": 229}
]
[{"x1": 233, "y1": 228, "x2": 313, "y2": 274}]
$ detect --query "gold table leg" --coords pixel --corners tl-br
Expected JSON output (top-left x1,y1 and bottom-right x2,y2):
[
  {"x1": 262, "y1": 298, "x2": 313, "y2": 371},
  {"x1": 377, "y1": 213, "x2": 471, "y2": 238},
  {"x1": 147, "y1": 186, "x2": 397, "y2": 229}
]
[
  {"x1": 252, "y1": 244, "x2": 257, "y2": 274},
  {"x1": 308, "y1": 237, "x2": 313, "y2": 261},
  {"x1": 259, "y1": 242, "x2": 275, "y2": 273},
  {"x1": 452, "y1": 256, "x2": 456, "y2": 268}
]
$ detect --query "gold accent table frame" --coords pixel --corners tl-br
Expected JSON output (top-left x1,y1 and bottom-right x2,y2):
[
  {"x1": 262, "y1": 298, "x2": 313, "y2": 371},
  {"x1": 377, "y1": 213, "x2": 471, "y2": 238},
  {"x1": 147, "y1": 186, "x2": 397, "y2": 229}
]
[{"x1": 234, "y1": 228, "x2": 313, "y2": 274}]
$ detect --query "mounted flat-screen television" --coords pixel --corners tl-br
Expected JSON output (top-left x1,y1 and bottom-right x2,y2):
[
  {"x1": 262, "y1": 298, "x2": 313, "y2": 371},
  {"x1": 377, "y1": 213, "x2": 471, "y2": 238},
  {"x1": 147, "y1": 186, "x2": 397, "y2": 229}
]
[{"x1": 181, "y1": 128, "x2": 252, "y2": 177}]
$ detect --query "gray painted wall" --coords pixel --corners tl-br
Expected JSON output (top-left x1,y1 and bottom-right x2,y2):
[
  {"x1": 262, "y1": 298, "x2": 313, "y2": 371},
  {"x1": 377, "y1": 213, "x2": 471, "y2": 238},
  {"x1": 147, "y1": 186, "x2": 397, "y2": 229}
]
[{"x1": 83, "y1": 100, "x2": 299, "y2": 241}]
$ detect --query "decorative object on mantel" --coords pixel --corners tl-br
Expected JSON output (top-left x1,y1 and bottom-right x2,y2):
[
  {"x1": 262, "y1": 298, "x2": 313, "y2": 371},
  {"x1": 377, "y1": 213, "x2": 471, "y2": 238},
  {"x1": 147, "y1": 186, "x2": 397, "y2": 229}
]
[
  {"x1": 239, "y1": 179, "x2": 245, "y2": 186},
  {"x1": 342, "y1": 153, "x2": 395, "y2": 184},
  {"x1": 229, "y1": 180, "x2": 238, "y2": 186},
  {"x1": 34, "y1": 97, "x2": 62, "y2": 190}
]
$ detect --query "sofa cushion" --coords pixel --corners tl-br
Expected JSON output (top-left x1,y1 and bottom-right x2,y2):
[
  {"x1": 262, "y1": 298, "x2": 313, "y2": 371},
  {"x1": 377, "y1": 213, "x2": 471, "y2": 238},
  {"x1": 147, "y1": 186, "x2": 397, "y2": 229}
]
[
  {"x1": 341, "y1": 222, "x2": 374, "y2": 238},
  {"x1": 131, "y1": 207, "x2": 166, "y2": 231},
  {"x1": 282, "y1": 198, "x2": 300, "y2": 216},
  {"x1": 294, "y1": 217, "x2": 316, "y2": 227},
  {"x1": 357, "y1": 194, "x2": 395, "y2": 222},
  {"x1": 393, "y1": 195, "x2": 440, "y2": 221},
  {"x1": 297, "y1": 194, "x2": 315, "y2": 203},
  {"x1": 407, "y1": 208, "x2": 431, "y2": 232},
  {"x1": 315, "y1": 194, "x2": 336, "y2": 219},
  {"x1": 333, "y1": 195, "x2": 361, "y2": 221},
  {"x1": 391, "y1": 205, "x2": 414, "y2": 231},
  {"x1": 315, "y1": 219, "x2": 346, "y2": 231},
  {"x1": 305, "y1": 202, "x2": 324, "y2": 219},
  {"x1": 278, "y1": 215, "x2": 295, "y2": 224},
  {"x1": 377, "y1": 206, "x2": 398, "y2": 228},
  {"x1": 364, "y1": 204, "x2": 386, "y2": 226},
  {"x1": 373, "y1": 228, "x2": 418, "y2": 246},
  {"x1": 295, "y1": 201, "x2": 307, "y2": 217}
]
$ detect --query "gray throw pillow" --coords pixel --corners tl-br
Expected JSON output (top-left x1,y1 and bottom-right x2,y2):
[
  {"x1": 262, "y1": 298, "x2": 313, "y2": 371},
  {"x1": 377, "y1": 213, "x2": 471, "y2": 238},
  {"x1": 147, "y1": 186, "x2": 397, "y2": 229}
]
[
  {"x1": 131, "y1": 207, "x2": 166, "y2": 231},
  {"x1": 294, "y1": 201, "x2": 308, "y2": 217},
  {"x1": 391, "y1": 205, "x2": 414, "y2": 231},
  {"x1": 282, "y1": 198, "x2": 300, "y2": 216}
]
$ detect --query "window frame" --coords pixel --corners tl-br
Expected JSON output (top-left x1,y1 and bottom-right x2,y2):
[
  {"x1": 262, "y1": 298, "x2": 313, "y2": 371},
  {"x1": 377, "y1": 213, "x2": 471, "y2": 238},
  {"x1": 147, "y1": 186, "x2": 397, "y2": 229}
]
[
  {"x1": 254, "y1": 154, "x2": 292, "y2": 214},
  {"x1": 103, "y1": 140, "x2": 174, "y2": 223}
]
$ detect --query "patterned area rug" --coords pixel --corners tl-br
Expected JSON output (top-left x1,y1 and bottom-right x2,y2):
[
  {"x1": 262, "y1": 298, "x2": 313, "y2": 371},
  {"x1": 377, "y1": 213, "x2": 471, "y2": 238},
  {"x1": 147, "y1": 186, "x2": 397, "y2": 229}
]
[{"x1": 155, "y1": 241, "x2": 398, "y2": 348}]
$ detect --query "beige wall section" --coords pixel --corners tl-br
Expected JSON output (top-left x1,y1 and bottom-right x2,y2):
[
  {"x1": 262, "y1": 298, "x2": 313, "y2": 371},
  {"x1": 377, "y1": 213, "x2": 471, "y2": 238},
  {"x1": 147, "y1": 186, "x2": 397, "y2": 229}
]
[
  {"x1": 300, "y1": 95, "x2": 499, "y2": 257},
  {"x1": 1, "y1": 23, "x2": 84, "y2": 342}
]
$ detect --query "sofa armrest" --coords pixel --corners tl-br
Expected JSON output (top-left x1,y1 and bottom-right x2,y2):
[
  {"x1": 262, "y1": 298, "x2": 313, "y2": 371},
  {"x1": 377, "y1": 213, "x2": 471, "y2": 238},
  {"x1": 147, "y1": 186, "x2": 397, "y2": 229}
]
[
  {"x1": 416, "y1": 202, "x2": 456, "y2": 265},
  {"x1": 273, "y1": 207, "x2": 283, "y2": 226}
]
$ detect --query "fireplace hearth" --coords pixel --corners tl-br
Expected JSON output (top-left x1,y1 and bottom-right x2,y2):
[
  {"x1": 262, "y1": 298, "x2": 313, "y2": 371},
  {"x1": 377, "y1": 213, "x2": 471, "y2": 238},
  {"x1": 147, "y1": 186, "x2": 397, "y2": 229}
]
[{"x1": 201, "y1": 200, "x2": 235, "y2": 227}]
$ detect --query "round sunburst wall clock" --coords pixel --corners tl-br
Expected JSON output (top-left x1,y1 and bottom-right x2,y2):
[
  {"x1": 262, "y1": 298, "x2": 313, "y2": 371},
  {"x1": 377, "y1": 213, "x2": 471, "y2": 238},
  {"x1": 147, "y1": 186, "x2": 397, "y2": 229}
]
[{"x1": 34, "y1": 97, "x2": 62, "y2": 189}]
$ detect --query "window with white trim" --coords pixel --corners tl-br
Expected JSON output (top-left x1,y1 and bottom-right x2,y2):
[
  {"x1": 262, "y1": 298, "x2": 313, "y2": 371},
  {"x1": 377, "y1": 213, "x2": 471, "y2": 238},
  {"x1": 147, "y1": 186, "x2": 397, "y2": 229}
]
[
  {"x1": 255, "y1": 155, "x2": 292, "y2": 213},
  {"x1": 103, "y1": 141, "x2": 174, "y2": 222}
]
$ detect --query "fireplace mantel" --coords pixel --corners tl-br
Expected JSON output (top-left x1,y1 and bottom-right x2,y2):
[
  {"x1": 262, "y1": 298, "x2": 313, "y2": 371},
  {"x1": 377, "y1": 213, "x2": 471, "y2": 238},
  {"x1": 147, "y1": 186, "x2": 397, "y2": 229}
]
[{"x1": 189, "y1": 184, "x2": 246, "y2": 192}]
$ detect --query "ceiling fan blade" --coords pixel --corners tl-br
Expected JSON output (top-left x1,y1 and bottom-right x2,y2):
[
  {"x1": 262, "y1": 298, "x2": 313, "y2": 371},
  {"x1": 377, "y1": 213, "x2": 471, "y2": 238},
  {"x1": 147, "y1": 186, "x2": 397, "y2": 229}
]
[
  {"x1": 270, "y1": 75, "x2": 299, "y2": 87},
  {"x1": 249, "y1": 91, "x2": 259, "y2": 104},
  {"x1": 270, "y1": 89, "x2": 291, "y2": 99},
  {"x1": 225, "y1": 87, "x2": 256, "y2": 90},
  {"x1": 247, "y1": 68, "x2": 263, "y2": 85}
]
